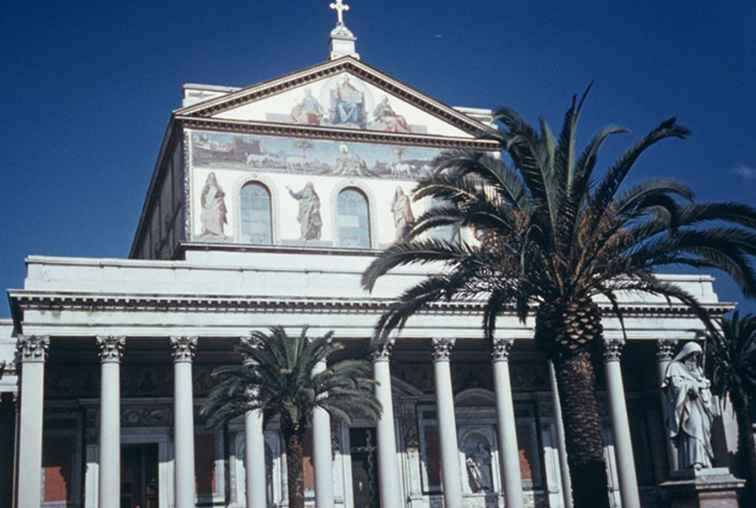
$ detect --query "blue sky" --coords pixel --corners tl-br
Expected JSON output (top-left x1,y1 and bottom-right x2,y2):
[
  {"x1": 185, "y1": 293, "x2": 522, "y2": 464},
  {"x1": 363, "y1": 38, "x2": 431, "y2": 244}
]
[{"x1": 0, "y1": 1, "x2": 754, "y2": 316}]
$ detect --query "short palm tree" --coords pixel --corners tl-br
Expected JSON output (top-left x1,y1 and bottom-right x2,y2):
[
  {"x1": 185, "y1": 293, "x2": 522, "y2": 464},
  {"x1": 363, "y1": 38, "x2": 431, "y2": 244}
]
[
  {"x1": 708, "y1": 311, "x2": 756, "y2": 498},
  {"x1": 362, "y1": 90, "x2": 756, "y2": 507},
  {"x1": 201, "y1": 327, "x2": 381, "y2": 508}
]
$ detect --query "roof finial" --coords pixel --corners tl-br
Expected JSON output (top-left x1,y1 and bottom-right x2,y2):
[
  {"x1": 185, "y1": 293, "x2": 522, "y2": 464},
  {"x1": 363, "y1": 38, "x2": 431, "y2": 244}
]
[
  {"x1": 328, "y1": 0, "x2": 359, "y2": 60},
  {"x1": 330, "y1": 0, "x2": 350, "y2": 26}
]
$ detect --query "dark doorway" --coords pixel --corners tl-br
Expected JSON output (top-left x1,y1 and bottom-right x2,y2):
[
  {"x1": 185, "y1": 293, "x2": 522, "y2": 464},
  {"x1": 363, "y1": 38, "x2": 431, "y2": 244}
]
[
  {"x1": 349, "y1": 428, "x2": 379, "y2": 508},
  {"x1": 121, "y1": 444, "x2": 159, "y2": 508}
]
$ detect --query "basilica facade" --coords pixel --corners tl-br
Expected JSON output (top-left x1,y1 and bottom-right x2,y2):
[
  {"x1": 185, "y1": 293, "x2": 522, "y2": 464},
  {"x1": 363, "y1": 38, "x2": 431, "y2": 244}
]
[{"x1": 0, "y1": 9, "x2": 740, "y2": 508}]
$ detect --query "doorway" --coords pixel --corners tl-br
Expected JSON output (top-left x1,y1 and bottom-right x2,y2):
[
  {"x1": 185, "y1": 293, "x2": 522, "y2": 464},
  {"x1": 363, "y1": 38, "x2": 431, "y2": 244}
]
[
  {"x1": 121, "y1": 444, "x2": 159, "y2": 508},
  {"x1": 349, "y1": 428, "x2": 379, "y2": 508}
]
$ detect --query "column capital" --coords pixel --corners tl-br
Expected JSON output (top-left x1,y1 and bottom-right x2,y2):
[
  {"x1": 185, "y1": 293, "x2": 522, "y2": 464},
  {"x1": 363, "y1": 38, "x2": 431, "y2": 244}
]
[
  {"x1": 491, "y1": 338, "x2": 514, "y2": 362},
  {"x1": 656, "y1": 339, "x2": 678, "y2": 362},
  {"x1": 371, "y1": 339, "x2": 395, "y2": 362},
  {"x1": 431, "y1": 337, "x2": 455, "y2": 362},
  {"x1": 170, "y1": 336, "x2": 198, "y2": 362},
  {"x1": 603, "y1": 338, "x2": 625, "y2": 362},
  {"x1": 97, "y1": 336, "x2": 125, "y2": 363},
  {"x1": 16, "y1": 335, "x2": 49, "y2": 364}
]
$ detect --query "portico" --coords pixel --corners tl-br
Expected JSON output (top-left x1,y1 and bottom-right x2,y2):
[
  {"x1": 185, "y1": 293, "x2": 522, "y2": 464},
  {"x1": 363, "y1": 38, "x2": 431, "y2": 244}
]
[{"x1": 5, "y1": 253, "x2": 731, "y2": 508}]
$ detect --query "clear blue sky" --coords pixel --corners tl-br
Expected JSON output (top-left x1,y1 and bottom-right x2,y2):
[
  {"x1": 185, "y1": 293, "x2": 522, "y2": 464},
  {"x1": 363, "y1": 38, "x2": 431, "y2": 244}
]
[{"x1": 0, "y1": 1, "x2": 754, "y2": 316}]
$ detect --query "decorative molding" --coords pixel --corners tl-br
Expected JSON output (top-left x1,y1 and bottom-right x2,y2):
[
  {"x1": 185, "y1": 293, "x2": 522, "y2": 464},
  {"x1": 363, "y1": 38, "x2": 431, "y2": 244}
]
[
  {"x1": 16, "y1": 335, "x2": 49, "y2": 363},
  {"x1": 10, "y1": 290, "x2": 733, "y2": 319},
  {"x1": 656, "y1": 339, "x2": 678, "y2": 362},
  {"x1": 121, "y1": 406, "x2": 172, "y2": 427},
  {"x1": 96, "y1": 336, "x2": 125, "y2": 363},
  {"x1": 603, "y1": 338, "x2": 625, "y2": 362},
  {"x1": 183, "y1": 129, "x2": 192, "y2": 243},
  {"x1": 170, "y1": 336, "x2": 198, "y2": 362},
  {"x1": 371, "y1": 339, "x2": 395, "y2": 362},
  {"x1": 179, "y1": 116, "x2": 500, "y2": 151},
  {"x1": 431, "y1": 337, "x2": 455, "y2": 362},
  {"x1": 491, "y1": 338, "x2": 514, "y2": 362}
]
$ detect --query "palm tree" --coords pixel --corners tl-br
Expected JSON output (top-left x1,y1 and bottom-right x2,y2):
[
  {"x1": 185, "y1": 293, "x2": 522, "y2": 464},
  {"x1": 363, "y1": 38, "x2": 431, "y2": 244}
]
[
  {"x1": 708, "y1": 311, "x2": 756, "y2": 499},
  {"x1": 201, "y1": 327, "x2": 381, "y2": 508},
  {"x1": 362, "y1": 89, "x2": 756, "y2": 507}
]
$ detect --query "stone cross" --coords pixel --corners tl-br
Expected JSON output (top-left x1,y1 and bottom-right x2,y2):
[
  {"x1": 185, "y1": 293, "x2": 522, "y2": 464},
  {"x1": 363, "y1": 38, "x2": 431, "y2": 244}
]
[{"x1": 330, "y1": 0, "x2": 350, "y2": 26}]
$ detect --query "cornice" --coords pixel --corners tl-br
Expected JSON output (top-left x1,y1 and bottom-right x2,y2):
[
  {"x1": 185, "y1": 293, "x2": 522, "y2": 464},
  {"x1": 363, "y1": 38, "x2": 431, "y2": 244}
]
[
  {"x1": 176, "y1": 116, "x2": 501, "y2": 151},
  {"x1": 175, "y1": 56, "x2": 496, "y2": 138},
  {"x1": 8, "y1": 290, "x2": 733, "y2": 318}
]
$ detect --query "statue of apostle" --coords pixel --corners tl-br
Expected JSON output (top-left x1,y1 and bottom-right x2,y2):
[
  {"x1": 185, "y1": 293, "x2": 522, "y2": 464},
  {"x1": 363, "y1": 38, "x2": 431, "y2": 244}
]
[
  {"x1": 290, "y1": 89, "x2": 324, "y2": 125},
  {"x1": 287, "y1": 182, "x2": 323, "y2": 240},
  {"x1": 199, "y1": 172, "x2": 228, "y2": 239},
  {"x1": 391, "y1": 186, "x2": 414, "y2": 242},
  {"x1": 662, "y1": 341, "x2": 716, "y2": 469}
]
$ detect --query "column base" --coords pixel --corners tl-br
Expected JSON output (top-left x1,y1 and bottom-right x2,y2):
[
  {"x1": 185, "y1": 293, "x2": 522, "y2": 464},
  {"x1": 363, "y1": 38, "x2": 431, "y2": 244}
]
[{"x1": 659, "y1": 468, "x2": 745, "y2": 508}]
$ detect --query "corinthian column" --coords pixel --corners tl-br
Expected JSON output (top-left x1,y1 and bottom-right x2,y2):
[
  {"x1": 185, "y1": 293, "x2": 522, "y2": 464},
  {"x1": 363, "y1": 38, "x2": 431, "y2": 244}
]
[
  {"x1": 171, "y1": 336, "x2": 198, "y2": 508},
  {"x1": 15, "y1": 335, "x2": 48, "y2": 508},
  {"x1": 491, "y1": 339, "x2": 523, "y2": 508},
  {"x1": 312, "y1": 358, "x2": 334, "y2": 508},
  {"x1": 603, "y1": 339, "x2": 640, "y2": 508},
  {"x1": 242, "y1": 336, "x2": 267, "y2": 508},
  {"x1": 97, "y1": 336, "x2": 125, "y2": 508},
  {"x1": 431, "y1": 338, "x2": 462, "y2": 508},
  {"x1": 655, "y1": 339, "x2": 679, "y2": 474},
  {"x1": 372, "y1": 340, "x2": 402, "y2": 508}
]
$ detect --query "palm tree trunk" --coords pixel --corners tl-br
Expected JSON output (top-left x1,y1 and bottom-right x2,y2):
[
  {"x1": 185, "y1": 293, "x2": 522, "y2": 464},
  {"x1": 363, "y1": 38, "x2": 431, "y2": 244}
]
[
  {"x1": 735, "y1": 402, "x2": 756, "y2": 502},
  {"x1": 554, "y1": 350, "x2": 611, "y2": 508},
  {"x1": 284, "y1": 428, "x2": 306, "y2": 508}
]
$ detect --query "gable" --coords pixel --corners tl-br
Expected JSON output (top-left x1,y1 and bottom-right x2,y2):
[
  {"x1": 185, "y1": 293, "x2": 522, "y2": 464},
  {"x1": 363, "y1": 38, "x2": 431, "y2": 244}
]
[{"x1": 176, "y1": 57, "x2": 494, "y2": 140}]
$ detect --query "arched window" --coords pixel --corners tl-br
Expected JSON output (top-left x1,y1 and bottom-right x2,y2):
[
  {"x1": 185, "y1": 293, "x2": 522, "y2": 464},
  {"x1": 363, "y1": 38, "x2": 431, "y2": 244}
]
[
  {"x1": 337, "y1": 188, "x2": 370, "y2": 248},
  {"x1": 240, "y1": 182, "x2": 272, "y2": 245},
  {"x1": 429, "y1": 197, "x2": 460, "y2": 242}
]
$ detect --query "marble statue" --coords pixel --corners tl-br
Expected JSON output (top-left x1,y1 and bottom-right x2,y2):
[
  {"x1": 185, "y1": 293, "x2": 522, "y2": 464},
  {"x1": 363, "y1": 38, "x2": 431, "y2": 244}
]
[
  {"x1": 199, "y1": 172, "x2": 228, "y2": 239},
  {"x1": 463, "y1": 437, "x2": 493, "y2": 493},
  {"x1": 662, "y1": 341, "x2": 716, "y2": 469},
  {"x1": 291, "y1": 89, "x2": 324, "y2": 125},
  {"x1": 391, "y1": 186, "x2": 414, "y2": 242},
  {"x1": 287, "y1": 182, "x2": 323, "y2": 240}
]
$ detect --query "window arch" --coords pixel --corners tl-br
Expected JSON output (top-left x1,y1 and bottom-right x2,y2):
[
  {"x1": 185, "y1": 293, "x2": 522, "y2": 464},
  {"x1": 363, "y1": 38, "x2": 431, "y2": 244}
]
[
  {"x1": 240, "y1": 182, "x2": 273, "y2": 245},
  {"x1": 336, "y1": 187, "x2": 371, "y2": 248}
]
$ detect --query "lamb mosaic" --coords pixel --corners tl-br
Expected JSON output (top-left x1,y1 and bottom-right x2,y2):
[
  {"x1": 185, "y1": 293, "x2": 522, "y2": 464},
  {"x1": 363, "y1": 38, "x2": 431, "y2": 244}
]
[{"x1": 190, "y1": 130, "x2": 443, "y2": 181}]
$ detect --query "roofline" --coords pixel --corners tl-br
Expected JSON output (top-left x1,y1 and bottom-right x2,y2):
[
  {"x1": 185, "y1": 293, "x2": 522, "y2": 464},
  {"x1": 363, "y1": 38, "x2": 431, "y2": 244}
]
[
  {"x1": 127, "y1": 119, "x2": 180, "y2": 259},
  {"x1": 183, "y1": 83, "x2": 241, "y2": 93},
  {"x1": 175, "y1": 56, "x2": 497, "y2": 138}
]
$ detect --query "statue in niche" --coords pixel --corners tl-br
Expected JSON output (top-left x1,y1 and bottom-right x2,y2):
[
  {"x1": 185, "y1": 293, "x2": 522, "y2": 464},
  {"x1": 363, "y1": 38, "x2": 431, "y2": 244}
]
[
  {"x1": 391, "y1": 186, "x2": 414, "y2": 242},
  {"x1": 662, "y1": 341, "x2": 716, "y2": 469},
  {"x1": 287, "y1": 182, "x2": 323, "y2": 240},
  {"x1": 329, "y1": 76, "x2": 366, "y2": 128},
  {"x1": 463, "y1": 435, "x2": 493, "y2": 493},
  {"x1": 371, "y1": 96, "x2": 410, "y2": 133},
  {"x1": 199, "y1": 172, "x2": 228, "y2": 239},
  {"x1": 290, "y1": 89, "x2": 324, "y2": 125}
]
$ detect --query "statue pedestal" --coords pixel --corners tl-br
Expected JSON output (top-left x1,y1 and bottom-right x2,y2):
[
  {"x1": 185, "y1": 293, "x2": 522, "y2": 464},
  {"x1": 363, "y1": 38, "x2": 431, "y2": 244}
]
[{"x1": 660, "y1": 468, "x2": 745, "y2": 508}]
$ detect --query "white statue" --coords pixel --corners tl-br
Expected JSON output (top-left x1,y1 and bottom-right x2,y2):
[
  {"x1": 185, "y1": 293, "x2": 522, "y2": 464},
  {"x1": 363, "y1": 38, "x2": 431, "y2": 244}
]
[
  {"x1": 391, "y1": 186, "x2": 414, "y2": 242},
  {"x1": 199, "y1": 172, "x2": 228, "y2": 239},
  {"x1": 662, "y1": 342, "x2": 716, "y2": 469}
]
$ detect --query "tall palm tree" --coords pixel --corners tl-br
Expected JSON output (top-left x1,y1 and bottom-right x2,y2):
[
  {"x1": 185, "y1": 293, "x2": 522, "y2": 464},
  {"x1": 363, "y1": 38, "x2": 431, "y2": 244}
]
[
  {"x1": 362, "y1": 89, "x2": 756, "y2": 507},
  {"x1": 708, "y1": 311, "x2": 756, "y2": 499},
  {"x1": 201, "y1": 327, "x2": 381, "y2": 508}
]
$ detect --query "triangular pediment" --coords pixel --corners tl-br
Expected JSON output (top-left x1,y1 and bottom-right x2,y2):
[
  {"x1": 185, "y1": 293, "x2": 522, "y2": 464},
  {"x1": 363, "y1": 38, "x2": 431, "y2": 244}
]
[{"x1": 176, "y1": 57, "x2": 494, "y2": 139}]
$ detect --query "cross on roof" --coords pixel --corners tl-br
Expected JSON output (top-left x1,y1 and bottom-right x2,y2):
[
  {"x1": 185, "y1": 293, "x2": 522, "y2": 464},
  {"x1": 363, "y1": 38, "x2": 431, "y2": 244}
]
[{"x1": 330, "y1": 0, "x2": 350, "y2": 26}]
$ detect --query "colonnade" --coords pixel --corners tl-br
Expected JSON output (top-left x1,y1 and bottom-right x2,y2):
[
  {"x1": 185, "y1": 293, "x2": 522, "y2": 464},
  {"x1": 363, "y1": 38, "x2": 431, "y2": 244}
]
[{"x1": 12, "y1": 334, "x2": 679, "y2": 508}]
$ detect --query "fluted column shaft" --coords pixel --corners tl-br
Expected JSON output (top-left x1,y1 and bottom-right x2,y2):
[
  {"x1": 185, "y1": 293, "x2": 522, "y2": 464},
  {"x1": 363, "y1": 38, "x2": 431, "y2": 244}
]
[
  {"x1": 604, "y1": 339, "x2": 640, "y2": 508},
  {"x1": 171, "y1": 336, "x2": 197, "y2": 508},
  {"x1": 431, "y1": 338, "x2": 462, "y2": 508},
  {"x1": 312, "y1": 358, "x2": 334, "y2": 508},
  {"x1": 372, "y1": 340, "x2": 402, "y2": 508},
  {"x1": 242, "y1": 337, "x2": 267, "y2": 508},
  {"x1": 491, "y1": 339, "x2": 523, "y2": 508},
  {"x1": 656, "y1": 339, "x2": 679, "y2": 473},
  {"x1": 15, "y1": 336, "x2": 48, "y2": 508},
  {"x1": 98, "y1": 337, "x2": 125, "y2": 508}
]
